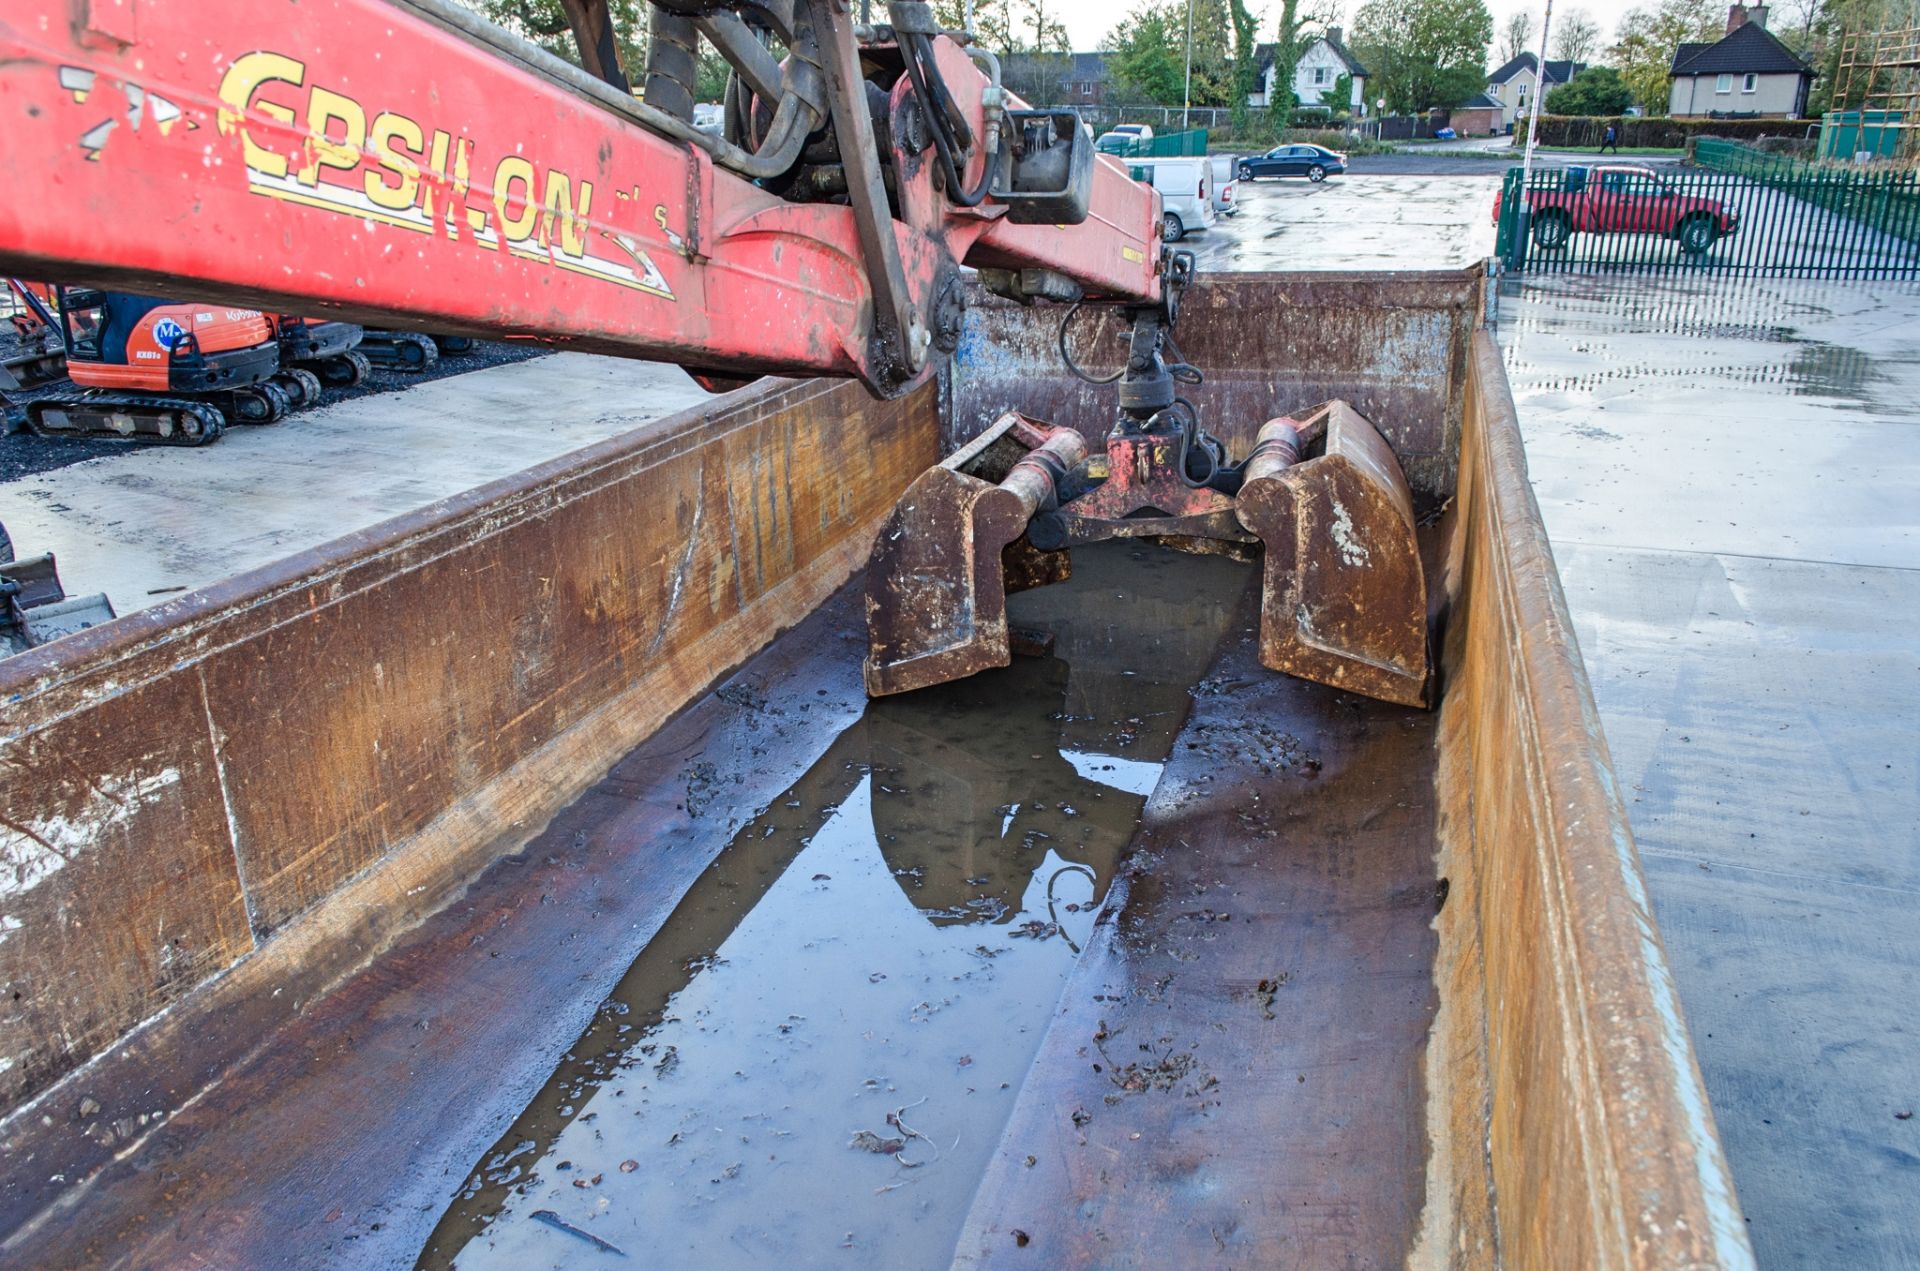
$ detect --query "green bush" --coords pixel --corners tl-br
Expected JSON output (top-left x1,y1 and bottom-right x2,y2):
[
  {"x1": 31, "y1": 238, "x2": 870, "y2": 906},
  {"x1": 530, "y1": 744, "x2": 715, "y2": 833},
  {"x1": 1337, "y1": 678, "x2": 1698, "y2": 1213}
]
[{"x1": 1543, "y1": 68, "x2": 1634, "y2": 118}]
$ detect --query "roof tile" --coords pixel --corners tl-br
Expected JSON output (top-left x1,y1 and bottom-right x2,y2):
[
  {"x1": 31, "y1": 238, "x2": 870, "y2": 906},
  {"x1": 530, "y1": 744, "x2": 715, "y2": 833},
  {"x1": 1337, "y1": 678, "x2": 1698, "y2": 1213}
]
[{"x1": 1669, "y1": 23, "x2": 1813, "y2": 76}]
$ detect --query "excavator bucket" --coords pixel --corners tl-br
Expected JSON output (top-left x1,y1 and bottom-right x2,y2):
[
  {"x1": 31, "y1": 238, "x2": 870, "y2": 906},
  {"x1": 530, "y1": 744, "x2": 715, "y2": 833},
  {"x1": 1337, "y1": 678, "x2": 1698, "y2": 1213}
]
[
  {"x1": 864, "y1": 413, "x2": 1083, "y2": 697},
  {"x1": 0, "y1": 548, "x2": 116, "y2": 656},
  {"x1": 1235, "y1": 401, "x2": 1430, "y2": 708}
]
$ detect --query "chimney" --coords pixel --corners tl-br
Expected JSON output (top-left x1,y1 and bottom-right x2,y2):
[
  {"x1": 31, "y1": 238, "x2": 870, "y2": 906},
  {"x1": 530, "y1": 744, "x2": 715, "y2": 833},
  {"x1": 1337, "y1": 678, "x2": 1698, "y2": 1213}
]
[
  {"x1": 1329, "y1": 25, "x2": 1343, "y2": 47},
  {"x1": 1750, "y1": 4, "x2": 1768, "y2": 27},
  {"x1": 1726, "y1": 4, "x2": 1747, "y2": 33}
]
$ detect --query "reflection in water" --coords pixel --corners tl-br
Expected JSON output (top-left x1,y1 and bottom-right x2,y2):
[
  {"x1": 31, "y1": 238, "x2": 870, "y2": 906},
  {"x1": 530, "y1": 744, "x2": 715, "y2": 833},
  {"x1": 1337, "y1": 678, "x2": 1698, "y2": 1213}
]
[{"x1": 416, "y1": 545, "x2": 1250, "y2": 1269}]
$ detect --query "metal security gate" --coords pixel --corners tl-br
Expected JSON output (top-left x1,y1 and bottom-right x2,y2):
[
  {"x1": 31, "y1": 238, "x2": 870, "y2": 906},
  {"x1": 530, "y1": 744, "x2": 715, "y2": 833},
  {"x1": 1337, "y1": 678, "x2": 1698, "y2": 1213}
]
[{"x1": 1495, "y1": 144, "x2": 1920, "y2": 279}]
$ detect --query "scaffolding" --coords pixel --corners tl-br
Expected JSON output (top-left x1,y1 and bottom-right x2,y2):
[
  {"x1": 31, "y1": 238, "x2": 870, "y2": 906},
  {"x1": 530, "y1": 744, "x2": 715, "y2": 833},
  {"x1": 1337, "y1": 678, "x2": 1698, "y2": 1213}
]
[{"x1": 1831, "y1": 4, "x2": 1920, "y2": 162}]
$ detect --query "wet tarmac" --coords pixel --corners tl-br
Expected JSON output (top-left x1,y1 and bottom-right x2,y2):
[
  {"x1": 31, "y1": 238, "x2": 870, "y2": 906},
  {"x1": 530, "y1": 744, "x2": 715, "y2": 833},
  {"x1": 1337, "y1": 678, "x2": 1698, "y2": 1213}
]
[
  {"x1": 417, "y1": 544, "x2": 1253, "y2": 1269},
  {"x1": 1183, "y1": 173, "x2": 1500, "y2": 273},
  {"x1": 1500, "y1": 273, "x2": 1920, "y2": 1269}
]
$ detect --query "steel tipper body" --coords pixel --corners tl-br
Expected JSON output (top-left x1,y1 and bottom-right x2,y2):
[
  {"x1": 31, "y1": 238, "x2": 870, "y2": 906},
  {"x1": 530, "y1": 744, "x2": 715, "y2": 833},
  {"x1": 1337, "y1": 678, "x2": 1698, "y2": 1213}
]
[{"x1": 0, "y1": 270, "x2": 1752, "y2": 1271}]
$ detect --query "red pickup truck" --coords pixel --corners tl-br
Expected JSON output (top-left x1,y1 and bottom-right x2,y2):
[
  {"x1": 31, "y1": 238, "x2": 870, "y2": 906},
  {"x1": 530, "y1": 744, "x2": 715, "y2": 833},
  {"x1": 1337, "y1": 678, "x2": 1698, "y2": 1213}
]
[{"x1": 1493, "y1": 165, "x2": 1739, "y2": 255}]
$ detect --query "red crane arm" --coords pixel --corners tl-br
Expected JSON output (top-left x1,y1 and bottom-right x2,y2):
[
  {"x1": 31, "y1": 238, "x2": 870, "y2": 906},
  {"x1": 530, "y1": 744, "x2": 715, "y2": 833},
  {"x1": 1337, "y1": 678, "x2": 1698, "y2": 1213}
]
[{"x1": 0, "y1": 0, "x2": 1164, "y2": 396}]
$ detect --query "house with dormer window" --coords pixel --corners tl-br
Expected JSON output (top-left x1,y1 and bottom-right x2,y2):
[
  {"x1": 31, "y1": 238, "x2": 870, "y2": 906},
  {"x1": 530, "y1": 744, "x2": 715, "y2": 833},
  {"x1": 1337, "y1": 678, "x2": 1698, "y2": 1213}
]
[
  {"x1": 1247, "y1": 29, "x2": 1369, "y2": 116},
  {"x1": 1668, "y1": 5, "x2": 1814, "y2": 118}
]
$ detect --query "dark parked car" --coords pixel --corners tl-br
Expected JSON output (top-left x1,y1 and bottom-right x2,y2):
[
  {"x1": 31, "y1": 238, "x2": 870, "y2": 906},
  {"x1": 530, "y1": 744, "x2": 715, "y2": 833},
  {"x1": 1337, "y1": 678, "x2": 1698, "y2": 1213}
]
[{"x1": 1236, "y1": 144, "x2": 1348, "y2": 183}]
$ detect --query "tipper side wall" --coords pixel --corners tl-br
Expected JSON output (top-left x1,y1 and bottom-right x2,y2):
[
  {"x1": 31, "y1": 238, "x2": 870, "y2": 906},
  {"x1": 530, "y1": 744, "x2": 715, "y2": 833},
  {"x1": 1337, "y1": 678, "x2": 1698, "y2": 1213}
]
[{"x1": 0, "y1": 375, "x2": 937, "y2": 1117}]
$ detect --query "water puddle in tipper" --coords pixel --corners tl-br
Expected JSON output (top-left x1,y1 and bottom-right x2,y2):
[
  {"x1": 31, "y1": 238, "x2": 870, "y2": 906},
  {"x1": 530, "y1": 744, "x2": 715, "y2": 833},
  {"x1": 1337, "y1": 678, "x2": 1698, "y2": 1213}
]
[{"x1": 417, "y1": 544, "x2": 1254, "y2": 1270}]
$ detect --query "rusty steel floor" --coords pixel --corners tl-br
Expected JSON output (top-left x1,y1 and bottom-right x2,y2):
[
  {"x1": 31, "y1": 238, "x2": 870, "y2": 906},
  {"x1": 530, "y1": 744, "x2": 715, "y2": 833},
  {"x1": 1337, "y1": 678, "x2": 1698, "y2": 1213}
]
[
  {"x1": 0, "y1": 544, "x2": 1447, "y2": 1270},
  {"x1": 954, "y1": 641, "x2": 1439, "y2": 1267}
]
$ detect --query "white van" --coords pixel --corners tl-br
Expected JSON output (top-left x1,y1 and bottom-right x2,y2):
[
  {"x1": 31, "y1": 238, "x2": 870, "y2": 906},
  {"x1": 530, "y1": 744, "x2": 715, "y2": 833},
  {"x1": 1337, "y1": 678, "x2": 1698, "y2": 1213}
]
[
  {"x1": 1125, "y1": 157, "x2": 1216, "y2": 242},
  {"x1": 1208, "y1": 154, "x2": 1239, "y2": 217}
]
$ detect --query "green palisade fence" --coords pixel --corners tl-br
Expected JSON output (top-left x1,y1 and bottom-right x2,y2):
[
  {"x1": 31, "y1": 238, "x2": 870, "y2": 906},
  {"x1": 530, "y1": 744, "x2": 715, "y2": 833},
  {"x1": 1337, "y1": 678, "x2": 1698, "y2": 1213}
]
[
  {"x1": 1498, "y1": 146, "x2": 1920, "y2": 279},
  {"x1": 1098, "y1": 128, "x2": 1209, "y2": 159}
]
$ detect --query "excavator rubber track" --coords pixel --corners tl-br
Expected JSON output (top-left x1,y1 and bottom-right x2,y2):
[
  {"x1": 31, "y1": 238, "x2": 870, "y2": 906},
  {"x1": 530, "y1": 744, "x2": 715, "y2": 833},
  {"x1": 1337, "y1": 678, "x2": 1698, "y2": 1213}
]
[
  {"x1": 358, "y1": 331, "x2": 441, "y2": 372},
  {"x1": 271, "y1": 367, "x2": 325, "y2": 408},
  {"x1": 226, "y1": 381, "x2": 292, "y2": 425},
  {"x1": 25, "y1": 391, "x2": 225, "y2": 445},
  {"x1": 307, "y1": 349, "x2": 373, "y2": 388}
]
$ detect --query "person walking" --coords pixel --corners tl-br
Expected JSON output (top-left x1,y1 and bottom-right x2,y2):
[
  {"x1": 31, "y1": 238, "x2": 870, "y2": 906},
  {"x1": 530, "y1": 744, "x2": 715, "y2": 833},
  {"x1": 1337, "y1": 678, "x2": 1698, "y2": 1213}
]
[{"x1": 1600, "y1": 123, "x2": 1620, "y2": 155}]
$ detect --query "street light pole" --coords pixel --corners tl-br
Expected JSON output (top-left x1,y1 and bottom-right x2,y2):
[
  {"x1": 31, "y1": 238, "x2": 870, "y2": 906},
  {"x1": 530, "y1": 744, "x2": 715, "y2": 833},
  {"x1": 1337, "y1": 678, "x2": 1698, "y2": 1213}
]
[
  {"x1": 1514, "y1": 0, "x2": 1554, "y2": 269},
  {"x1": 1183, "y1": 0, "x2": 1194, "y2": 130}
]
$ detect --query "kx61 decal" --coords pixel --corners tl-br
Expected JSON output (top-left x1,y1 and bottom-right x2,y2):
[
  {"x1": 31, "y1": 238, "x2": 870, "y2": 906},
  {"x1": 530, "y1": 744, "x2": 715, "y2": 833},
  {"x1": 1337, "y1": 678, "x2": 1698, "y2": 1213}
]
[{"x1": 215, "y1": 52, "x2": 675, "y2": 301}]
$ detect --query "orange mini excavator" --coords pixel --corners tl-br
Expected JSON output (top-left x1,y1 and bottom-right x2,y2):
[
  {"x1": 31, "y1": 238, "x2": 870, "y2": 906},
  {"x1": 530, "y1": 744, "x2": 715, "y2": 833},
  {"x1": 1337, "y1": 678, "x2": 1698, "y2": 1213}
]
[{"x1": 7, "y1": 282, "x2": 289, "y2": 445}]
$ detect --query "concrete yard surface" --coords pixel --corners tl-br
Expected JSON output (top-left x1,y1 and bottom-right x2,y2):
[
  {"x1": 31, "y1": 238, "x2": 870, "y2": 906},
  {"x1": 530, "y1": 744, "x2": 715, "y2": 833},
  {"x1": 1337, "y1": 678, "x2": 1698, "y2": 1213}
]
[
  {"x1": 1188, "y1": 172, "x2": 1501, "y2": 272},
  {"x1": 1500, "y1": 273, "x2": 1920, "y2": 1268},
  {"x1": 0, "y1": 353, "x2": 711, "y2": 613}
]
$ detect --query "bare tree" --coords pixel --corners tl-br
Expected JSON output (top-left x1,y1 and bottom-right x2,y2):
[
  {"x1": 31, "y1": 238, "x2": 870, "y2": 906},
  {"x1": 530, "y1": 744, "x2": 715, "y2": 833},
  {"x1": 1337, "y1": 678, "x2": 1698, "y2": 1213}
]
[
  {"x1": 1498, "y1": 10, "x2": 1533, "y2": 64},
  {"x1": 1552, "y1": 9, "x2": 1602, "y2": 64}
]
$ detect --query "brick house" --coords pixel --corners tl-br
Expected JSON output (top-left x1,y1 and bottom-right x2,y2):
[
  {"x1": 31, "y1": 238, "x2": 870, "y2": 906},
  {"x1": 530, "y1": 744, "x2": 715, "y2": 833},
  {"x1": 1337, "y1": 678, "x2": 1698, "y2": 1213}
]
[{"x1": 1001, "y1": 51, "x2": 1109, "y2": 107}]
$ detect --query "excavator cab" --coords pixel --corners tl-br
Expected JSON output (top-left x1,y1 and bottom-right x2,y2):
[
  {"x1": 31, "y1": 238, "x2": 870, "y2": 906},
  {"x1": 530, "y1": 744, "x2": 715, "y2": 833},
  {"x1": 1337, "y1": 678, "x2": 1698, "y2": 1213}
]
[{"x1": 10, "y1": 282, "x2": 287, "y2": 445}]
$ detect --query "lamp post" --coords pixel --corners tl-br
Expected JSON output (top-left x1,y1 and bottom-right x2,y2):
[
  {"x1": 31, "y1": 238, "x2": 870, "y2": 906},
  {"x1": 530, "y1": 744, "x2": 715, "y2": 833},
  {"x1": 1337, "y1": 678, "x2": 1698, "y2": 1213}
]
[
  {"x1": 1514, "y1": 0, "x2": 1554, "y2": 269},
  {"x1": 1182, "y1": 0, "x2": 1194, "y2": 130}
]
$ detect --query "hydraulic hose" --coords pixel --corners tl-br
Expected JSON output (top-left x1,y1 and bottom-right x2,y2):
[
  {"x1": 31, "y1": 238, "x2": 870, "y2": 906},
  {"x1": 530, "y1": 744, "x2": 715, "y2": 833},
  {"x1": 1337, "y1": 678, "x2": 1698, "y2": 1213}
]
[
  {"x1": 901, "y1": 33, "x2": 994, "y2": 207},
  {"x1": 643, "y1": 11, "x2": 702, "y2": 121}
]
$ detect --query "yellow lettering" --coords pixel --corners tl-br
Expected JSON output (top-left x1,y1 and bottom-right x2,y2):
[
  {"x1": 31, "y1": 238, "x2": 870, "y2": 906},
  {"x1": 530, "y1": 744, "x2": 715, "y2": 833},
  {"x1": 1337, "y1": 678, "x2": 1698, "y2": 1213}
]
[
  {"x1": 365, "y1": 112, "x2": 423, "y2": 211},
  {"x1": 540, "y1": 170, "x2": 593, "y2": 257},
  {"x1": 216, "y1": 51, "x2": 305, "y2": 180},
  {"x1": 419, "y1": 130, "x2": 450, "y2": 222},
  {"x1": 493, "y1": 156, "x2": 539, "y2": 243},
  {"x1": 299, "y1": 86, "x2": 366, "y2": 187},
  {"x1": 419, "y1": 133, "x2": 483, "y2": 238}
]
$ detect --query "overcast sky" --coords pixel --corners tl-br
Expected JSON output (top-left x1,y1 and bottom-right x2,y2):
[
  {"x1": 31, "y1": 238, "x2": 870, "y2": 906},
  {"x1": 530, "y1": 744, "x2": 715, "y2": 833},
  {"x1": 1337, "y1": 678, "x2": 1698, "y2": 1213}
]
[{"x1": 1046, "y1": 0, "x2": 1622, "y2": 58}]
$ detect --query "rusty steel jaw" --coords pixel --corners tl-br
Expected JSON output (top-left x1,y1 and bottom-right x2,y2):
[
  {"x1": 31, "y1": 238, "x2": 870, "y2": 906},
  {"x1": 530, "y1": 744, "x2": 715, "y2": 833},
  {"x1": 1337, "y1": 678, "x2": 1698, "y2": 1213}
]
[{"x1": 863, "y1": 401, "x2": 1431, "y2": 708}]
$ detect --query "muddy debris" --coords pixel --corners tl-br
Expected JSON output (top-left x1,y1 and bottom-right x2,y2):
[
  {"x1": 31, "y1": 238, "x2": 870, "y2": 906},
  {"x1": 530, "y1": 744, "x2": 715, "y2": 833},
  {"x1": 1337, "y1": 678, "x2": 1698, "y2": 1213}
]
[
  {"x1": 849, "y1": 1131, "x2": 907, "y2": 1155},
  {"x1": 1239, "y1": 972, "x2": 1289, "y2": 1020},
  {"x1": 1183, "y1": 719, "x2": 1320, "y2": 776},
  {"x1": 529, "y1": 1209, "x2": 626, "y2": 1256}
]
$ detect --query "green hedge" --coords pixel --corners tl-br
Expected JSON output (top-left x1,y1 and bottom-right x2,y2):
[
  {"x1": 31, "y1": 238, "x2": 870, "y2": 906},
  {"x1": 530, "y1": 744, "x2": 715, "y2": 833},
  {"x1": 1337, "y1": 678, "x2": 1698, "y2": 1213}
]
[{"x1": 1519, "y1": 114, "x2": 1815, "y2": 149}]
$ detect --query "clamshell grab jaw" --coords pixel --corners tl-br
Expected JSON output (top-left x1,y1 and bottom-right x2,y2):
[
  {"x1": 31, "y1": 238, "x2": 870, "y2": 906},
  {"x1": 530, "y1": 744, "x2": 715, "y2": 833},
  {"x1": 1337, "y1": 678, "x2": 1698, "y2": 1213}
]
[
  {"x1": 1236, "y1": 401, "x2": 1432, "y2": 709},
  {"x1": 862, "y1": 413, "x2": 1082, "y2": 697},
  {"x1": 864, "y1": 400, "x2": 1431, "y2": 708}
]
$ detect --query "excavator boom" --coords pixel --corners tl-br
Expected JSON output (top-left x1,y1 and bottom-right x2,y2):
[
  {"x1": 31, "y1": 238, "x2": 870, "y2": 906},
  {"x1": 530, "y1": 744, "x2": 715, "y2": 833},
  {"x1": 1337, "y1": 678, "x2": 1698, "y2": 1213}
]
[{"x1": 0, "y1": 0, "x2": 1163, "y2": 395}]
